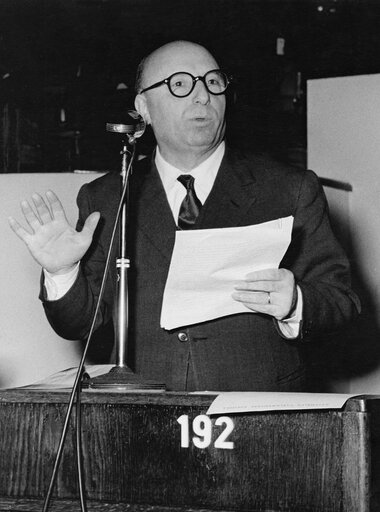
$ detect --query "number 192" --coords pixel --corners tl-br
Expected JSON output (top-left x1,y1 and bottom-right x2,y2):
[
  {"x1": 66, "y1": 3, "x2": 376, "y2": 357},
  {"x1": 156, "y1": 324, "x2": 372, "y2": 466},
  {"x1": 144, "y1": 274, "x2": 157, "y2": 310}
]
[{"x1": 177, "y1": 414, "x2": 235, "y2": 450}]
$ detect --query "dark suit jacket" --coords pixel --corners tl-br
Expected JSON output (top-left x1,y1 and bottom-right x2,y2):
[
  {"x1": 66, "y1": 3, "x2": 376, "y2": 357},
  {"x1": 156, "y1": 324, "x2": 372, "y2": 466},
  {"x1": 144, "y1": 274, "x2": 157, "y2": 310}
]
[{"x1": 42, "y1": 147, "x2": 360, "y2": 391}]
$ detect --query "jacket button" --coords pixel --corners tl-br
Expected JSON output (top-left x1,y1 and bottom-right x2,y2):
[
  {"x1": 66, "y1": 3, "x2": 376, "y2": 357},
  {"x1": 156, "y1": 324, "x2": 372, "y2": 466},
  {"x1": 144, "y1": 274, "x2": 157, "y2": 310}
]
[{"x1": 178, "y1": 332, "x2": 188, "y2": 342}]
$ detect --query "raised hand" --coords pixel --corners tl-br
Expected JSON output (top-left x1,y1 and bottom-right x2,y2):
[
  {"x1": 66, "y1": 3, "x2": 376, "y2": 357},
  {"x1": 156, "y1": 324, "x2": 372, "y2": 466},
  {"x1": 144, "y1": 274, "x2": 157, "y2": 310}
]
[{"x1": 8, "y1": 190, "x2": 100, "y2": 274}]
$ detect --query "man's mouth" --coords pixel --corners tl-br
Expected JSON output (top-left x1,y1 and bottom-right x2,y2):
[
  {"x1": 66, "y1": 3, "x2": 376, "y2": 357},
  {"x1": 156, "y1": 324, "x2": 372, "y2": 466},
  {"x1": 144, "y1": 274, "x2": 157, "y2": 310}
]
[{"x1": 190, "y1": 116, "x2": 211, "y2": 122}]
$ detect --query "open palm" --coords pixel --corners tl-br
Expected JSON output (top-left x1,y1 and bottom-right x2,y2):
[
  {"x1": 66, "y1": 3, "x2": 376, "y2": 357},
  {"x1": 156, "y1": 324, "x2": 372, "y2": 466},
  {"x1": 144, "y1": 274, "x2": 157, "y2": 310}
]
[{"x1": 9, "y1": 190, "x2": 100, "y2": 274}]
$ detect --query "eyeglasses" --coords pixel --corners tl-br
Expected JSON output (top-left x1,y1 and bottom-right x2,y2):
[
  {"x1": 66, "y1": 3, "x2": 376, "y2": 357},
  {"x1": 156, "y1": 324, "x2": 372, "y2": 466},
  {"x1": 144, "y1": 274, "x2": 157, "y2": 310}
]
[{"x1": 139, "y1": 69, "x2": 231, "y2": 98}]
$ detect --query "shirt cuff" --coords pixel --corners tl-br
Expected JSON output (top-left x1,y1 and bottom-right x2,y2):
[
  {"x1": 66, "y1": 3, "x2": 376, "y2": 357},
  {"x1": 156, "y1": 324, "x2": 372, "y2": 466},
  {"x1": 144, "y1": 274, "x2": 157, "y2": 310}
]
[
  {"x1": 276, "y1": 285, "x2": 303, "y2": 339},
  {"x1": 43, "y1": 263, "x2": 80, "y2": 301}
]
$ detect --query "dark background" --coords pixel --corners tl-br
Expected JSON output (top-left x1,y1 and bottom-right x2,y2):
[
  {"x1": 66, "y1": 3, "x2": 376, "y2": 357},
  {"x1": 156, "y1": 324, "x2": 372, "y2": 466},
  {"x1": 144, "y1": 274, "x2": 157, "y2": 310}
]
[{"x1": 1, "y1": 0, "x2": 380, "y2": 173}]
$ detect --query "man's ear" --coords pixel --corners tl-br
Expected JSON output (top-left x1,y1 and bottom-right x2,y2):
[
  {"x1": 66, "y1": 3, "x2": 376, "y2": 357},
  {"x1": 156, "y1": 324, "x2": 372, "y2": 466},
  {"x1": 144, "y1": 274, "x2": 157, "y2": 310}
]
[{"x1": 135, "y1": 94, "x2": 152, "y2": 125}]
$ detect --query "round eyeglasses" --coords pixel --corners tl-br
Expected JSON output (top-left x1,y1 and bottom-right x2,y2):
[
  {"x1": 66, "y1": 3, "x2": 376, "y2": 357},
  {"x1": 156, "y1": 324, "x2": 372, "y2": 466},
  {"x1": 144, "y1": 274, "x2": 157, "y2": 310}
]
[{"x1": 139, "y1": 69, "x2": 231, "y2": 98}]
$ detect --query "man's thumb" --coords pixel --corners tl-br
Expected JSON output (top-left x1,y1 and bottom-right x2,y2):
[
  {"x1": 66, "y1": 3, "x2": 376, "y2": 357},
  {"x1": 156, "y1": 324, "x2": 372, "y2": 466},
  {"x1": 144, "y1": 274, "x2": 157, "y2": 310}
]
[{"x1": 82, "y1": 211, "x2": 100, "y2": 236}]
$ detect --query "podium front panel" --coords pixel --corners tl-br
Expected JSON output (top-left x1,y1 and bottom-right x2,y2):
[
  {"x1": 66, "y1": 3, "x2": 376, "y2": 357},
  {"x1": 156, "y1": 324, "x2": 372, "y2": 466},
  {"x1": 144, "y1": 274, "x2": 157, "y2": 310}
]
[{"x1": 0, "y1": 390, "x2": 378, "y2": 512}]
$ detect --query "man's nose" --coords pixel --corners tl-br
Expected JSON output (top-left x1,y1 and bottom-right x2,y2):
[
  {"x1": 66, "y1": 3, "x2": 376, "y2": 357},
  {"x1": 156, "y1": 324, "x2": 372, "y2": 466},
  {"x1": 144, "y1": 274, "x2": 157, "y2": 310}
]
[{"x1": 192, "y1": 78, "x2": 211, "y2": 104}]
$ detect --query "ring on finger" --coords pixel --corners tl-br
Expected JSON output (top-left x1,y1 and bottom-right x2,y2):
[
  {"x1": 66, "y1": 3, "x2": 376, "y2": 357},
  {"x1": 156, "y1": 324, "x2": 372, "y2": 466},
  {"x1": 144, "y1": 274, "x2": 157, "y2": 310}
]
[{"x1": 267, "y1": 292, "x2": 271, "y2": 304}]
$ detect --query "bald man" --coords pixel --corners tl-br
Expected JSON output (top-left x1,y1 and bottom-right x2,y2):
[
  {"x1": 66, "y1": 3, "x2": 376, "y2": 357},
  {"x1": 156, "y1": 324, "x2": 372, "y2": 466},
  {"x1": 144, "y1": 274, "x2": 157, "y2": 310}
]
[{"x1": 10, "y1": 41, "x2": 360, "y2": 391}]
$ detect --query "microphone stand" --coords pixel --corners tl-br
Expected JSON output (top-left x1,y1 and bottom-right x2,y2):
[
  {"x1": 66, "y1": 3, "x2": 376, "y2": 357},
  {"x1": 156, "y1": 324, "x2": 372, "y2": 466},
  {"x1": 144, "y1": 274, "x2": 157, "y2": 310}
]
[{"x1": 87, "y1": 119, "x2": 165, "y2": 391}]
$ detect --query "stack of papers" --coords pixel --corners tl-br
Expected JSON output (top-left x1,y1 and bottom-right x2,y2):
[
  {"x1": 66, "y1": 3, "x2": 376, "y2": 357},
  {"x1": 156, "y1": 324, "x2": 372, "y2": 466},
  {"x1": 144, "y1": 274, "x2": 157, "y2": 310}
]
[
  {"x1": 206, "y1": 392, "x2": 359, "y2": 415},
  {"x1": 15, "y1": 364, "x2": 114, "y2": 390},
  {"x1": 161, "y1": 216, "x2": 293, "y2": 329}
]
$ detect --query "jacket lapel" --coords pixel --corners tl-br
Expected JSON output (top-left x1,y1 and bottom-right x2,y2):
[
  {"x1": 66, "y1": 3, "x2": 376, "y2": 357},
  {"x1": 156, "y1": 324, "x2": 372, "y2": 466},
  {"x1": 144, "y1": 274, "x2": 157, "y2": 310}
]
[
  {"x1": 132, "y1": 156, "x2": 177, "y2": 262},
  {"x1": 196, "y1": 146, "x2": 258, "y2": 229},
  {"x1": 130, "y1": 147, "x2": 262, "y2": 259}
]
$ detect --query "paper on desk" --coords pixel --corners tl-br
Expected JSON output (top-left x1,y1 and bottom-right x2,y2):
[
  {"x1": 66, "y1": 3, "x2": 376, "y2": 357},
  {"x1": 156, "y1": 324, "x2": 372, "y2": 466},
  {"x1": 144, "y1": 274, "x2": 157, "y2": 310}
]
[
  {"x1": 206, "y1": 392, "x2": 359, "y2": 415},
  {"x1": 15, "y1": 364, "x2": 114, "y2": 390},
  {"x1": 161, "y1": 216, "x2": 293, "y2": 329}
]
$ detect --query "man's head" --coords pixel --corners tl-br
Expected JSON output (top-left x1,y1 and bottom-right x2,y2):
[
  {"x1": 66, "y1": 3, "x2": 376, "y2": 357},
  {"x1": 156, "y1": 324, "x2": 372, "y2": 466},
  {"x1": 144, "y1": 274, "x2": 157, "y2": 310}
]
[{"x1": 135, "y1": 41, "x2": 227, "y2": 169}]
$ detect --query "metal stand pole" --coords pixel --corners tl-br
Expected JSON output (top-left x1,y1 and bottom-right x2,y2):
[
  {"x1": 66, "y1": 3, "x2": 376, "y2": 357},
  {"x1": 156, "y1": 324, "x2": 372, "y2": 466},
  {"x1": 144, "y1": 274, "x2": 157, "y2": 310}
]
[
  {"x1": 88, "y1": 135, "x2": 165, "y2": 391},
  {"x1": 114, "y1": 141, "x2": 130, "y2": 368}
]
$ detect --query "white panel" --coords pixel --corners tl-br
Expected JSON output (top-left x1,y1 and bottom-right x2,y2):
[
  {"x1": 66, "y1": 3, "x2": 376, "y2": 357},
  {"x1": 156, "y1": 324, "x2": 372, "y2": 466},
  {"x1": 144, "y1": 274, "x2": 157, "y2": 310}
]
[
  {"x1": 308, "y1": 74, "x2": 380, "y2": 393},
  {"x1": 0, "y1": 172, "x2": 104, "y2": 388},
  {"x1": 308, "y1": 74, "x2": 380, "y2": 306}
]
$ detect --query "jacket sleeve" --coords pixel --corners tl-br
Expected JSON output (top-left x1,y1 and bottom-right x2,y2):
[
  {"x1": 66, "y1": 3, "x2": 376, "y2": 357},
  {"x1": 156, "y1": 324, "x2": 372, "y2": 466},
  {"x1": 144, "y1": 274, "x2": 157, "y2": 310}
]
[
  {"x1": 40, "y1": 182, "x2": 115, "y2": 341},
  {"x1": 282, "y1": 169, "x2": 361, "y2": 340}
]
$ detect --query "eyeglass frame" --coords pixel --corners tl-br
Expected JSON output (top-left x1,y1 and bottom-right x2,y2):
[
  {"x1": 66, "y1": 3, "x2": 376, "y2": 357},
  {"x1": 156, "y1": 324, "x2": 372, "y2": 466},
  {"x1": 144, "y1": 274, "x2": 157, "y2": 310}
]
[{"x1": 138, "y1": 69, "x2": 232, "y2": 98}]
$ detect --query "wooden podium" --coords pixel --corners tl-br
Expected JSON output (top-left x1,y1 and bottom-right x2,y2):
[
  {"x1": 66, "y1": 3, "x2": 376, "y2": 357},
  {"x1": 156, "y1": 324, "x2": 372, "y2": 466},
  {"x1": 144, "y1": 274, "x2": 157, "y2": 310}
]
[{"x1": 0, "y1": 390, "x2": 379, "y2": 512}]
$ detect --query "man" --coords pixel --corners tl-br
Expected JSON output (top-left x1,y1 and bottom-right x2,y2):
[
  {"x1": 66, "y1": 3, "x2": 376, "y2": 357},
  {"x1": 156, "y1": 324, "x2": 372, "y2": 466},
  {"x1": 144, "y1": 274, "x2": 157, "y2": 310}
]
[{"x1": 9, "y1": 41, "x2": 360, "y2": 391}]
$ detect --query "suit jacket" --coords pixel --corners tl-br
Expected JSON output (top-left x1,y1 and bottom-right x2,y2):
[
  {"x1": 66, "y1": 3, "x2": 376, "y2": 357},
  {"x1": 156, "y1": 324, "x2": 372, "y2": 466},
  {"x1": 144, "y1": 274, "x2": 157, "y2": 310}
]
[{"x1": 42, "y1": 147, "x2": 360, "y2": 391}]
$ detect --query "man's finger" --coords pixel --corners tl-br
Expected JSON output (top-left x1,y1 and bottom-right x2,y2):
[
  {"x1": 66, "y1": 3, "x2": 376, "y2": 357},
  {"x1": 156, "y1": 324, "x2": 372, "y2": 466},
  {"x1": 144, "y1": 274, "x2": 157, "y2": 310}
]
[
  {"x1": 232, "y1": 291, "x2": 271, "y2": 305},
  {"x1": 243, "y1": 303, "x2": 275, "y2": 315},
  {"x1": 234, "y1": 280, "x2": 278, "y2": 293},
  {"x1": 8, "y1": 216, "x2": 32, "y2": 242},
  {"x1": 46, "y1": 190, "x2": 68, "y2": 221},
  {"x1": 20, "y1": 200, "x2": 41, "y2": 231},
  {"x1": 245, "y1": 268, "x2": 282, "y2": 281},
  {"x1": 32, "y1": 193, "x2": 52, "y2": 224}
]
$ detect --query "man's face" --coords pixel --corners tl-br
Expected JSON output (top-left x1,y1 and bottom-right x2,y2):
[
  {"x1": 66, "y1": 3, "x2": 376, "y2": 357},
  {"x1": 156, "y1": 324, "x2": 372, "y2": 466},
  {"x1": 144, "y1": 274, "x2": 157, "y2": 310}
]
[{"x1": 135, "y1": 42, "x2": 226, "y2": 162}]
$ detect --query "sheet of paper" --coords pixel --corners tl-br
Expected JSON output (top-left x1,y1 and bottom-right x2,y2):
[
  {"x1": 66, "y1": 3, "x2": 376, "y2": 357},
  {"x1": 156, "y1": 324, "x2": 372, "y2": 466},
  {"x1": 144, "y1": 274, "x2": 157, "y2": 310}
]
[
  {"x1": 206, "y1": 392, "x2": 359, "y2": 415},
  {"x1": 161, "y1": 216, "x2": 293, "y2": 329},
  {"x1": 14, "y1": 364, "x2": 114, "y2": 390}
]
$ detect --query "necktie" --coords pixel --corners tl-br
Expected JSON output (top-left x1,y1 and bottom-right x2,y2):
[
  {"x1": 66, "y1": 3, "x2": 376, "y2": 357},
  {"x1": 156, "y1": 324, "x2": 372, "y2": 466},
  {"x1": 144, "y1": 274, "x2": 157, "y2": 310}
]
[{"x1": 177, "y1": 174, "x2": 202, "y2": 229}]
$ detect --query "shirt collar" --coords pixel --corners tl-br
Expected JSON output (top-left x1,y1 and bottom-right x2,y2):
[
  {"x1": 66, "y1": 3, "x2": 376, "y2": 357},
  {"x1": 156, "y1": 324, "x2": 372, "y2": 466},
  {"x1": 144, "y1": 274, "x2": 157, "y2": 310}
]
[{"x1": 155, "y1": 141, "x2": 225, "y2": 193}]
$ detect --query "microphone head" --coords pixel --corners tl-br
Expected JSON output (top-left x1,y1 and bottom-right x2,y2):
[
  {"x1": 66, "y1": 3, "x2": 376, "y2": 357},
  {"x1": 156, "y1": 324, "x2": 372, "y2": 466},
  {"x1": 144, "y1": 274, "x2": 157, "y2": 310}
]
[
  {"x1": 106, "y1": 123, "x2": 136, "y2": 134},
  {"x1": 106, "y1": 110, "x2": 145, "y2": 141}
]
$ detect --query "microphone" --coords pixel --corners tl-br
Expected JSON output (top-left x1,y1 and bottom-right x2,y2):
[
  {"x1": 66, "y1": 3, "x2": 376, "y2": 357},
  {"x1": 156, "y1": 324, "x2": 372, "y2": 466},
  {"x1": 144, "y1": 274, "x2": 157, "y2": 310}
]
[{"x1": 106, "y1": 109, "x2": 145, "y2": 142}]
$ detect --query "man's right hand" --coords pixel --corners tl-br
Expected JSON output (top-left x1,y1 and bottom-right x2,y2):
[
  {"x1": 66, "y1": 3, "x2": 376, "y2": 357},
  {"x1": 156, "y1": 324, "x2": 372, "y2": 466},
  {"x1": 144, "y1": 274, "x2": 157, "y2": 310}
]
[{"x1": 8, "y1": 190, "x2": 100, "y2": 275}]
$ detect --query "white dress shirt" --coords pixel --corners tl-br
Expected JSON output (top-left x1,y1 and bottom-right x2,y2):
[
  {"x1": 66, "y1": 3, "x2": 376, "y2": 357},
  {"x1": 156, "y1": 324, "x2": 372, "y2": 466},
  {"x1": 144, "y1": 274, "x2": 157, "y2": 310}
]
[
  {"x1": 44, "y1": 140, "x2": 302, "y2": 337},
  {"x1": 155, "y1": 141, "x2": 225, "y2": 222}
]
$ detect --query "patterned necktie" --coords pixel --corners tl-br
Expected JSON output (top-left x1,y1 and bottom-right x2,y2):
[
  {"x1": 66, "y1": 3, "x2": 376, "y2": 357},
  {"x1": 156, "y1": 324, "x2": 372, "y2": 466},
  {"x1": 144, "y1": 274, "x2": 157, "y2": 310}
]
[{"x1": 177, "y1": 174, "x2": 202, "y2": 229}]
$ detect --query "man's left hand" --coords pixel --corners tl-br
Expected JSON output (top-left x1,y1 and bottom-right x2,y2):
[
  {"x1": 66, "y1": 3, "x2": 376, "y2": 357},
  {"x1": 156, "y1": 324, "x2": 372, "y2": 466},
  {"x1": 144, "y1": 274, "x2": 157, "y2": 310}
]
[{"x1": 232, "y1": 268, "x2": 296, "y2": 321}]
